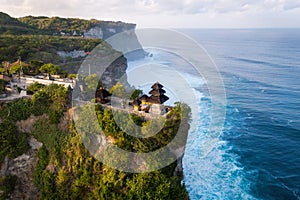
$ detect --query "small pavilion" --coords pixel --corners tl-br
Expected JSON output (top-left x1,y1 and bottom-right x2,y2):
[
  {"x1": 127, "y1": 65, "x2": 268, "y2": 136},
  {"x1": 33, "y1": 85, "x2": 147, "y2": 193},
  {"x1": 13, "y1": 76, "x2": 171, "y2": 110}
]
[
  {"x1": 134, "y1": 82, "x2": 169, "y2": 115},
  {"x1": 95, "y1": 87, "x2": 111, "y2": 103}
]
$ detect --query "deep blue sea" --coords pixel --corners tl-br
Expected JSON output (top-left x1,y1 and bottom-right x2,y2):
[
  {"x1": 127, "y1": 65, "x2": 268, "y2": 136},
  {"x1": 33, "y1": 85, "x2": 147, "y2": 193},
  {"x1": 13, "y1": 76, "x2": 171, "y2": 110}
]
[{"x1": 127, "y1": 29, "x2": 300, "y2": 200}]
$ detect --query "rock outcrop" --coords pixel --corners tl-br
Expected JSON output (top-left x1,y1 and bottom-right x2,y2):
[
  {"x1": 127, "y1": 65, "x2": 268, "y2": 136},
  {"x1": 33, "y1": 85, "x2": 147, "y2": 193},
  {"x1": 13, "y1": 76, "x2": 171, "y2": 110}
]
[
  {"x1": 84, "y1": 23, "x2": 147, "y2": 61},
  {"x1": 0, "y1": 137, "x2": 42, "y2": 200},
  {"x1": 16, "y1": 114, "x2": 48, "y2": 133},
  {"x1": 84, "y1": 22, "x2": 136, "y2": 40},
  {"x1": 77, "y1": 51, "x2": 129, "y2": 94},
  {"x1": 100, "y1": 55, "x2": 128, "y2": 89},
  {"x1": 57, "y1": 50, "x2": 87, "y2": 59}
]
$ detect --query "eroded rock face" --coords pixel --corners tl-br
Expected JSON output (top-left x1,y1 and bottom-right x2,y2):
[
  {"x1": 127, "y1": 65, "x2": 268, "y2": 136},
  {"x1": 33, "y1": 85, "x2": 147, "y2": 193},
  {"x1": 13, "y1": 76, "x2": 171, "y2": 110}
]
[
  {"x1": 84, "y1": 23, "x2": 136, "y2": 40},
  {"x1": 77, "y1": 53, "x2": 129, "y2": 96},
  {"x1": 84, "y1": 26, "x2": 104, "y2": 39},
  {"x1": 100, "y1": 55, "x2": 128, "y2": 89},
  {"x1": 57, "y1": 50, "x2": 87, "y2": 59},
  {"x1": 1, "y1": 137, "x2": 42, "y2": 200},
  {"x1": 77, "y1": 23, "x2": 146, "y2": 92},
  {"x1": 16, "y1": 114, "x2": 48, "y2": 133}
]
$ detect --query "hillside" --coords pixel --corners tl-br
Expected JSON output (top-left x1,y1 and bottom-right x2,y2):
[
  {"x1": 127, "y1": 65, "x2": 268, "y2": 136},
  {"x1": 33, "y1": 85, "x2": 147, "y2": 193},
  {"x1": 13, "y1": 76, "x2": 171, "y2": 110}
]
[
  {"x1": 0, "y1": 12, "x2": 136, "y2": 38},
  {"x1": 18, "y1": 15, "x2": 136, "y2": 39},
  {"x1": 0, "y1": 13, "x2": 190, "y2": 199},
  {"x1": 0, "y1": 84, "x2": 190, "y2": 199},
  {"x1": 0, "y1": 12, "x2": 39, "y2": 35},
  {"x1": 0, "y1": 12, "x2": 142, "y2": 73},
  {"x1": 0, "y1": 34, "x2": 102, "y2": 73}
]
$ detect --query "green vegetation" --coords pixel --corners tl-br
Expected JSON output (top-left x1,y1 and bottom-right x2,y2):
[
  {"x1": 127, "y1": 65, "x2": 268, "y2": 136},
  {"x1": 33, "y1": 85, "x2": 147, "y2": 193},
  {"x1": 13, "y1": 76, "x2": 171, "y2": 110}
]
[
  {"x1": 0, "y1": 59, "x2": 73, "y2": 79},
  {"x1": 67, "y1": 73, "x2": 77, "y2": 79},
  {"x1": 9, "y1": 63, "x2": 21, "y2": 74},
  {"x1": 0, "y1": 79, "x2": 6, "y2": 93},
  {"x1": 32, "y1": 102, "x2": 190, "y2": 199},
  {"x1": 0, "y1": 98, "x2": 34, "y2": 121},
  {"x1": 0, "y1": 12, "x2": 134, "y2": 37},
  {"x1": 88, "y1": 103, "x2": 191, "y2": 153},
  {"x1": 0, "y1": 84, "x2": 69, "y2": 121},
  {"x1": 0, "y1": 175, "x2": 17, "y2": 200},
  {"x1": 0, "y1": 35, "x2": 101, "y2": 73},
  {"x1": 0, "y1": 82, "x2": 190, "y2": 199},
  {"x1": 32, "y1": 84, "x2": 70, "y2": 122},
  {"x1": 0, "y1": 83, "x2": 69, "y2": 163},
  {"x1": 0, "y1": 12, "x2": 39, "y2": 35},
  {"x1": 0, "y1": 12, "x2": 190, "y2": 199},
  {"x1": 110, "y1": 82, "x2": 126, "y2": 97},
  {"x1": 0, "y1": 84, "x2": 70, "y2": 197},
  {"x1": 26, "y1": 82, "x2": 46, "y2": 95},
  {"x1": 18, "y1": 15, "x2": 135, "y2": 38},
  {"x1": 0, "y1": 121, "x2": 29, "y2": 163},
  {"x1": 39, "y1": 63, "x2": 60, "y2": 75},
  {"x1": 18, "y1": 15, "x2": 93, "y2": 36},
  {"x1": 130, "y1": 89, "x2": 143, "y2": 100},
  {"x1": 83, "y1": 73, "x2": 100, "y2": 93}
]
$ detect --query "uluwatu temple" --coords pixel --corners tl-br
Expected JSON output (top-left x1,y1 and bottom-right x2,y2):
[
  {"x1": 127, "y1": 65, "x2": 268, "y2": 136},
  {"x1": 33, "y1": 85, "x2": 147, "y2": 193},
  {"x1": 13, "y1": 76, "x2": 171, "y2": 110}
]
[
  {"x1": 95, "y1": 82, "x2": 170, "y2": 115},
  {"x1": 133, "y1": 82, "x2": 169, "y2": 115}
]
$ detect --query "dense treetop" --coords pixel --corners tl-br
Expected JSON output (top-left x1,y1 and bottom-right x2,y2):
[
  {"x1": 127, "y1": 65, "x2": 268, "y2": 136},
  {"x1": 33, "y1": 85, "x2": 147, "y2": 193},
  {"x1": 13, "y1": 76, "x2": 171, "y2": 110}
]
[
  {"x1": 0, "y1": 83, "x2": 190, "y2": 199},
  {"x1": 0, "y1": 12, "x2": 135, "y2": 36}
]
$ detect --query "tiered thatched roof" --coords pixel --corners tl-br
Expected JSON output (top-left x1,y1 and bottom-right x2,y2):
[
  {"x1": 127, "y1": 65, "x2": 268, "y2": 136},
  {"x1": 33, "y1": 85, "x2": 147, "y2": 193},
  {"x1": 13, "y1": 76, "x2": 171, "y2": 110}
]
[{"x1": 139, "y1": 82, "x2": 169, "y2": 104}]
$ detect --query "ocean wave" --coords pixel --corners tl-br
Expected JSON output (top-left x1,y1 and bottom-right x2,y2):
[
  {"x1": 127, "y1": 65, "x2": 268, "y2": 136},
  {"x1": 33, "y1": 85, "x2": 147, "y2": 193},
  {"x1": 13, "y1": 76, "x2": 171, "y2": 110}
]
[
  {"x1": 127, "y1": 48, "x2": 256, "y2": 199},
  {"x1": 183, "y1": 97, "x2": 256, "y2": 200}
]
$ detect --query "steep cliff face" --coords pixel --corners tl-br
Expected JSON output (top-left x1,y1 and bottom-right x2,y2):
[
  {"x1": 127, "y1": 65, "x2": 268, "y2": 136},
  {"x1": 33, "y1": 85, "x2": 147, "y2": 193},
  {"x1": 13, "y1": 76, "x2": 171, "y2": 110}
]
[
  {"x1": 17, "y1": 12, "x2": 145, "y2": 87},
  {"x1": 84, "y1": 22, "x2": 146, "y2": 61},
  {"x1": 84, "y1": 22, "x2": 136, "y2": 39},
  {"x1": 1, "y1": 12, "x2": 145, "y2": 88},
  {"x1": 77, "y1": 51, "x2": 128, "y2": 93},
  {"x1": 100, "y1": 55, "x2": 128, "y2": 89},
  {"x1": 0, "y1": 137, "x2": 42, "y2": 200}
]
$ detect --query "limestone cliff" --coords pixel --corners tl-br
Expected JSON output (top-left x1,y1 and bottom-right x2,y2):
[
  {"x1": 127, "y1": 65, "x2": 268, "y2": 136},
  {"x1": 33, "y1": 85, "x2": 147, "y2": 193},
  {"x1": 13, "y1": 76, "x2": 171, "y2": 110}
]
[
  {"x1": 84, "y1": 22, "x2": 136, "y2": 40},
  {"x1": 0, "y1": 137, "x2": 42, "y2": 200},
  {"x1": 84, "y1": 24, "x2": 147, "y2": 61}
]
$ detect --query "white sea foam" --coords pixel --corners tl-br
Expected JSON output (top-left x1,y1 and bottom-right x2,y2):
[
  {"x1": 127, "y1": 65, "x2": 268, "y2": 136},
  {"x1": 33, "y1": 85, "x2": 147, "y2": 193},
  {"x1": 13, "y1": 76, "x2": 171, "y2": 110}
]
[
  {"x1": 182, "y1": 95, "x2": 256, "y2": 200},
  {"x1": 127, "y1": 49, "x2": 255, "y2": 199}
]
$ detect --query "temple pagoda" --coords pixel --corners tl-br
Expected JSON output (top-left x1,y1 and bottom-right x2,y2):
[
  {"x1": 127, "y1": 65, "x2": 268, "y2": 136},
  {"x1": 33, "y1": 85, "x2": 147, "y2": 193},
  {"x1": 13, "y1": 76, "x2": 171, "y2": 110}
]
[
  {"x1": 133, "y1": 82, "x2": 169, "y2": 115},
  {"x1": 147, "y1": 82, "x2": 169, "y2": 104}
]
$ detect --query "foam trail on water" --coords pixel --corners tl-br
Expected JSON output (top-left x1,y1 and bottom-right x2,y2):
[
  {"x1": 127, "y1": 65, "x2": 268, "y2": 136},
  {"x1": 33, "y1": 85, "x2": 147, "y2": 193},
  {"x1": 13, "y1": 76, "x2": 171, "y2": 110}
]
[
  {"x1": 182, "y1": 87, "x2": 256, "y2": 199},
  {"x1": 126, "y1": 50, "x2": 255, "y2": 199}
]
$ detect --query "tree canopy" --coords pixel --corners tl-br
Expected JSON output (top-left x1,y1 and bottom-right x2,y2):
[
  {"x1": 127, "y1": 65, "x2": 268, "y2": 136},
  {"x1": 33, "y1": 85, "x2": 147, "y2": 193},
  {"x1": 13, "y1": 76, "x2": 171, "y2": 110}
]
[
  {"x1": 0, "y1": 79, "x2": 6, "y2": 93},
  {"x1": 110, "y1": 82, "x2": 126, "y2": 97},
  {"x1": 39, "y1": 63, "x2": 60, "y2": 75},
  {"x1": 83, "y1": 73, "x2": 99, "y2": 93},
  {"x1": 0, "y1": 80, "x2": 190, "y2": 200}
]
